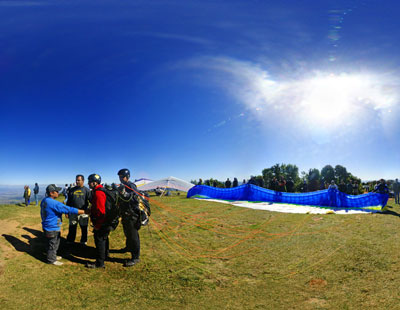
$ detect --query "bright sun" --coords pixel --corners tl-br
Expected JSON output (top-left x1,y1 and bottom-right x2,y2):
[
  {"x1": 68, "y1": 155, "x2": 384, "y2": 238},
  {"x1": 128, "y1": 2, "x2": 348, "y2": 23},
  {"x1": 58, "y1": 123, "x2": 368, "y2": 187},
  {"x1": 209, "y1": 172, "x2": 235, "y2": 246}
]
[{"x1": 299, "y1": 74, "x2": 371, "y2": 126}]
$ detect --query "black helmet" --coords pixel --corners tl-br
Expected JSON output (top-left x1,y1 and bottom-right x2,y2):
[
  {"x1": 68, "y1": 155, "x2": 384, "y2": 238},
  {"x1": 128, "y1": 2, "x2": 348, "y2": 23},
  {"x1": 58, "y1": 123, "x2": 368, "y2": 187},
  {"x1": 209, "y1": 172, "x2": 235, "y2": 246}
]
[
  {"x1": 88, "y1": 174, "x2": 101, "y2": 184},
  {"x1": 118, "y1": 168, "x2": 130, "y2": 179}
]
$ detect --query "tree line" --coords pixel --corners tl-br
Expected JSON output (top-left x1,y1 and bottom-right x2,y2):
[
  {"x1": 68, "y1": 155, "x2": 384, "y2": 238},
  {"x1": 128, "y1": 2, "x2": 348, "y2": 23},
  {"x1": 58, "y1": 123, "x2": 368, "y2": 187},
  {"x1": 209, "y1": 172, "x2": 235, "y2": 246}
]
[{"x1": 191, "y1": 164, "x2": 378, "y2": 194}]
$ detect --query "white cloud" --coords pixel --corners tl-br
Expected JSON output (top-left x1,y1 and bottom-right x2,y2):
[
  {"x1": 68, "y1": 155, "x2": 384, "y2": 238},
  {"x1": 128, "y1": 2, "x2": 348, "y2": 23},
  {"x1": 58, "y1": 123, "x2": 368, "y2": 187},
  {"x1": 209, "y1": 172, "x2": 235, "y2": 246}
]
[
  {"x1": 184, "y1": 56, "x2": 400, "y2": 143},
  {"x1": 131, "y1": 31, "x2": 212, "y2": 46}
]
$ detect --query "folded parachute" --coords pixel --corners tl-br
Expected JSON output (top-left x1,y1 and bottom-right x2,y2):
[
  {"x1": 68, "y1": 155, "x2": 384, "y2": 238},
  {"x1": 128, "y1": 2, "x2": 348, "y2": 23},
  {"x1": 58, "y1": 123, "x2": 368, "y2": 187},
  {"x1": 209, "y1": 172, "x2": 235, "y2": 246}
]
[{"x1": 187, "y1": 184, "x2": 388, "y2": 212}]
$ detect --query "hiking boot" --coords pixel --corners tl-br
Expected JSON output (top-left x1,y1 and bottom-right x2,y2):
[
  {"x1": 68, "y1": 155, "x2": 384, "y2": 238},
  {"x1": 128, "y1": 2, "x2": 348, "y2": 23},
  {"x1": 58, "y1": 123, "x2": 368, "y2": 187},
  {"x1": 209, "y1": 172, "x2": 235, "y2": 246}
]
[
  {"x1": 50, "y1": 261, "x2": 63, "y2": 266},
  {"x1": 124, "y1": 258, "x2": 140, "y2": 267},
  {"x1": 85, "y1": 262, "x2": 105, "y2": 269}
]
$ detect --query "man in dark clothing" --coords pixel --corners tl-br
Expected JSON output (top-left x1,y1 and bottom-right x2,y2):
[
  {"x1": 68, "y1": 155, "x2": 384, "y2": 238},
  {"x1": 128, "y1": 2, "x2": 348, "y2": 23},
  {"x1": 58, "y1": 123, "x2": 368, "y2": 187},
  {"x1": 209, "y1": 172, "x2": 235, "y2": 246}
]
[
  {"x1": 277, "y1": 177, "x2": 286, "y2": 192},
  {"x1": 225, "y1": 178, "x2": 232, "y2": 188},
  {"x1": 34, "y1": 183, "x2": 39, "y2": 205},
  {"x1": 393, "y1": 178, "x2": 400, "y2": 204},
  {"x1": 248, "y1": 176, "x2": 257, "y2": 186},
  {"x1": 338, "y1": 181, "x2": 346, "y2": 193},
  {"x1": 346, "y1": 180, "x2": 353, "y2": 195},
  {"x1": 352, "y1": 181, "x2": 359, "y2": 195},
  {"x1": 286, "y1": 178, "x2": 294, "y2": 193},
  {"x1": 232, "y1": 178, "x2": 239, "y2": 188},
  {"x1": 301, "y1": 180, "x2": 308, "y2": 193},
  {"x1": 374, "y1": 179, "x2": 389, "y2": 195},
  {"x1": 118, "y1": 168, "x2": 141, "y2": 267},
  {"x1": 319, "y1": 179, "x2": 326, "y2": 190},
  {"x1": 86, "y1": 173, "x2": 109, "y2": 269},
  {"x1": 269, "y1": 177, "x2": 278, "y2": 191},
  {"x1": 23, "y1": 185, "x2": 31, "y2": 206},
  {"x1": 66, "y1": 175, "x2": 92, "y2": 245}
]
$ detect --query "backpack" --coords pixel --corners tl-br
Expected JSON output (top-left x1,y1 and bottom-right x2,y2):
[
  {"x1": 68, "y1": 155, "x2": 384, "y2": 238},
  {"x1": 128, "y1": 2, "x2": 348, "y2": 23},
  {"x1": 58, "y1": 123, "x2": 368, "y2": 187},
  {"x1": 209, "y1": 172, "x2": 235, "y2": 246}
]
[
  {"x1": 97, "y1": 185, "x2": 120, "y2": 231},
  {"x1": 119, "y1": 183, "x2": 151, "y2": 227},
  {"x1": 136, "y1": 192, "x2": 151, "y2": 226}
]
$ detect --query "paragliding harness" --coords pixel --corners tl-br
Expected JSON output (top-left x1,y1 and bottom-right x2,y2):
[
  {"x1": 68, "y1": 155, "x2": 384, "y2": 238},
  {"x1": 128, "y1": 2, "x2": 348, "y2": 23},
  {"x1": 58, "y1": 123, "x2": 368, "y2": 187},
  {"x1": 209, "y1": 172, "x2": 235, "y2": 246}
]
[
  {"x1": 118, "y1": 184, "x2": 151, "y2": 230},
  {"x1": 96, "y1": 185, "x2": 121, "y2": 231}
]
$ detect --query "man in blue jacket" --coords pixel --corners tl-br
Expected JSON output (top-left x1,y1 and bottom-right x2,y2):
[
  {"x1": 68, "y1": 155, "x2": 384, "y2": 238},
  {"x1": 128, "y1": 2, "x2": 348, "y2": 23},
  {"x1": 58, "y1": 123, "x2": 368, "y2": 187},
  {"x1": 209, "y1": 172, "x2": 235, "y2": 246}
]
[{"x1": 41, "y1": 184, "x2": 85, "y2": 265}]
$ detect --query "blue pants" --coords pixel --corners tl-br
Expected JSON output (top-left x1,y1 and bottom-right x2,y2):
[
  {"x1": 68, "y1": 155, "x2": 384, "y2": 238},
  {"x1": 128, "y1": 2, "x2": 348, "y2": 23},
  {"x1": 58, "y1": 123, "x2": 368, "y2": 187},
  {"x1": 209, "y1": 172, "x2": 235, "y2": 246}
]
[{"x1": 395, "y1": 192, "x2": 400, "y2": 204}]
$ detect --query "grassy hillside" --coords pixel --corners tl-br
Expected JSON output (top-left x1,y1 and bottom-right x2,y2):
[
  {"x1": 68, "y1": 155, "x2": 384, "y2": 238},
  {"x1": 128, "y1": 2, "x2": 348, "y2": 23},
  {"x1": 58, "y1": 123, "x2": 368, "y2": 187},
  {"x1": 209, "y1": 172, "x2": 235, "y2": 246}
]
[{"x1": 1, "y1": 195, "x2": 400, "y2": 310}]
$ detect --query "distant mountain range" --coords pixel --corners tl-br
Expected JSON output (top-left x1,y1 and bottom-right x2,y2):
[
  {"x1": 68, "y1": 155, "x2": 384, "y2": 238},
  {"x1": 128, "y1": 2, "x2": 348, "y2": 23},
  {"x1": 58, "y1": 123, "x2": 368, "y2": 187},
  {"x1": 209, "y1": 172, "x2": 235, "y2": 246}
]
[{"x1": 0, "y1": 185, "x2": 45, "y2": 204}]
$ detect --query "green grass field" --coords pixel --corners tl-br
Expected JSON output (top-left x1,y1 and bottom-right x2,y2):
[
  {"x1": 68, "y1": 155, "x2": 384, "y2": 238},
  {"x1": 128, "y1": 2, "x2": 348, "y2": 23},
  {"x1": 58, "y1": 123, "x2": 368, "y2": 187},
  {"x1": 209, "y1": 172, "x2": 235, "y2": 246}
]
[{"x1": 1, "y1": 195, "x2": 400, "y2": 310}]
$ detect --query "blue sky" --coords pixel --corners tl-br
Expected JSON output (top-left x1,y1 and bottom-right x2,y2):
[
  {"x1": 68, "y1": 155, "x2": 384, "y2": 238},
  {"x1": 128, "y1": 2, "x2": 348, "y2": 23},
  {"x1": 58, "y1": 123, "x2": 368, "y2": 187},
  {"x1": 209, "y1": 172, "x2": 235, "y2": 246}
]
[{"x1": 1, "y1": 0, "x2": 400, "y2": 185}]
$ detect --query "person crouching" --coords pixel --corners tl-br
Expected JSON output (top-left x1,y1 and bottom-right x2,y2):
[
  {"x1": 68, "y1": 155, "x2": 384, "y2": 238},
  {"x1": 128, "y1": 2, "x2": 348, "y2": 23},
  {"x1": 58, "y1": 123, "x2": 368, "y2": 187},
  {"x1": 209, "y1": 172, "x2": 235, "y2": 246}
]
[
  {"x1": 41, "y1": 184, "x2": 85, "y2": 266},
  {"x1": 86, "y1": 173, "x2": 110, "y2": 269}
]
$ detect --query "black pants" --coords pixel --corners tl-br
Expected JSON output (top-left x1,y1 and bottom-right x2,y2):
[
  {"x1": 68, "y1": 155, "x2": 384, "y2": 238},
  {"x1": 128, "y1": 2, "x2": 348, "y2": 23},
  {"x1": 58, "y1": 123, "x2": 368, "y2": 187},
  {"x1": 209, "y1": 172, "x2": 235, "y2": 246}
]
[
  {"x1": 44, "y1": 230, "x2": 60, "y2": 263},
  {"x1": 93, "y1": 228, "x2": 110, "y2": 267},
  {"x1": 122, "y1": 217, "x2": 140, "y2": 259},
  {"x1": 67, "y1": 223, "x2": 88, "y2": 243}
]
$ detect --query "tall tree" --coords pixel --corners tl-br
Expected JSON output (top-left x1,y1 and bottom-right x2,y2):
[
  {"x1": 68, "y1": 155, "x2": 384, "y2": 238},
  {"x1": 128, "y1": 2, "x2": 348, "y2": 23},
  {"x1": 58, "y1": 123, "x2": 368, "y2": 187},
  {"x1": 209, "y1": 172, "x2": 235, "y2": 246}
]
[
  {"x1": 263, "y1": 163, "x2": 300, "y2": 190},
  {"x1": 282, "y1": 164, "x2": 300, "y2": 183},
  {"x1": 334, "y1": 165, "x2": 348, "y2": 183},
  {"x1": 321, "y1": 165, "x2": 335, "y2": 183},
  {"x1": 272, "y1": 164, "x2": 281, "y2": 178},
  {"x1": 255, "y1": 175, "x2": 265, "y2": 187},
  {"x1": 262, "y1": 167, "x2": 274, "y2": 189}
]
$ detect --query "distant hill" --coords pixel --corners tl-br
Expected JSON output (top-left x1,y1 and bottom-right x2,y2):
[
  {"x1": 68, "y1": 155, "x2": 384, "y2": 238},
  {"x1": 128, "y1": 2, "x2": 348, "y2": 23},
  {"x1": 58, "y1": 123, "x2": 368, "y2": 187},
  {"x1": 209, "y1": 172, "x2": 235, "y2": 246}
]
[{"x1": 0, "y1": 185, "x2": 45, "y2": 204}]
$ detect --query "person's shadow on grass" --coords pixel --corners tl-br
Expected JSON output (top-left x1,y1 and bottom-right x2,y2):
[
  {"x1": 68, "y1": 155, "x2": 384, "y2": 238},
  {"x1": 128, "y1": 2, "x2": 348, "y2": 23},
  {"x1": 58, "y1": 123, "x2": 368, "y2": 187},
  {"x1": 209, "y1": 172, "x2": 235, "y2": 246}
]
[
  {"x1": 2, "y1": 229, "x2": 47, "y2": 263},
  {"x1": 63, "y1": 236, "x2": 126, "y2": 264},
  {"x1": 379, "y1": 202, "x2": 400, "y2": 218},
  {"x1": 2, "y1": 227, "x2": 94, "y2": 265},
  {"x1": 2, "y1": 227, "x2": 126, "y2": 265}
]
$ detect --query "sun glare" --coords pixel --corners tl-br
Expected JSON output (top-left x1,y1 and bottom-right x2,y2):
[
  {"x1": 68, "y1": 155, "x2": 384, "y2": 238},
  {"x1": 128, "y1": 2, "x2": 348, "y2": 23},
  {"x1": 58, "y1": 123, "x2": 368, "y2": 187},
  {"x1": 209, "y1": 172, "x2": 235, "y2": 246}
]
[{"x1": 299, "y1": 74, "x2": 370, "y2": 127}]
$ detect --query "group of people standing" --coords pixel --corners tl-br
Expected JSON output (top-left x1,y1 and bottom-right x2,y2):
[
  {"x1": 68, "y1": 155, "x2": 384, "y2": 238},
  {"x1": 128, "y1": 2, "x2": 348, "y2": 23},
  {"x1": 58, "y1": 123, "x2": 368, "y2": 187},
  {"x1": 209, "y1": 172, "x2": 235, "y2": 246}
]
[
  {"x1": 40, "y1": 168, "x2": 143, "y2": 269},
  {"x1": 23, "y1": 183, "x2": 39, "y2": 206}
]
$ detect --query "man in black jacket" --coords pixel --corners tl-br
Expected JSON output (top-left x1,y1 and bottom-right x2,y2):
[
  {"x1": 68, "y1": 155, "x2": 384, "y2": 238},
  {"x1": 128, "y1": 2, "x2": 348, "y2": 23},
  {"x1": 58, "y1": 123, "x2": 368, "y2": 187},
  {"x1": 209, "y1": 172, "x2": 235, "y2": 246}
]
[
  {"x1": 118, "y1": 168, "x2": 141, "y2": 267},
  {"x1": 33, "y1": 183, "x2": 39, "y2": 205},
  {"x1": 66, "y1": 175, "x2": 92, "y2": 245},
  {"x1": 286, "y1": 178, "x2": 294, "y2": 193},
  {"x1": 232, "y1": 178, "x2": 239, "y2": 188}
]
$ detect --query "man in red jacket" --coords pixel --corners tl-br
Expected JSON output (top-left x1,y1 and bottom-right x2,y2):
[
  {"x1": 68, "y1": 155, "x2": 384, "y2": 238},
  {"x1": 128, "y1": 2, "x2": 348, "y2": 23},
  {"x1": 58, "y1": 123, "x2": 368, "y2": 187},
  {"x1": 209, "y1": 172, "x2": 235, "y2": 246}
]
[{"x1": 86, "y1": 173, "x2": 109, "y2": 269}]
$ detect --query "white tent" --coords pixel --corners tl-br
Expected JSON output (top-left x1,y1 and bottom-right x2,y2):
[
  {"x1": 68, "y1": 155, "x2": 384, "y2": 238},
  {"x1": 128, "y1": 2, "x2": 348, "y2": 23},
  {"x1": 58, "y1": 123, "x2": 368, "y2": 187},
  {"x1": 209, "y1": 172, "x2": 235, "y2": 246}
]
[
  {"x1": 134, "y1": 178, "x2": 153, "y2": 187},
  {"x1": 139, "y1": 176, "x2": 194, "y2": 192}
]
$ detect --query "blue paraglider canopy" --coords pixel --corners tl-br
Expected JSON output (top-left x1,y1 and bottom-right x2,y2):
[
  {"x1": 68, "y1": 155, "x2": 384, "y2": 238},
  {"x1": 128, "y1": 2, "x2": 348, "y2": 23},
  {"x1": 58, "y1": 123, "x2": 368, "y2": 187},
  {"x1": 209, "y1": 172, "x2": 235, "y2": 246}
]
[{"x1": 187, "y1": 184, "x2": 388, "y2": 212}]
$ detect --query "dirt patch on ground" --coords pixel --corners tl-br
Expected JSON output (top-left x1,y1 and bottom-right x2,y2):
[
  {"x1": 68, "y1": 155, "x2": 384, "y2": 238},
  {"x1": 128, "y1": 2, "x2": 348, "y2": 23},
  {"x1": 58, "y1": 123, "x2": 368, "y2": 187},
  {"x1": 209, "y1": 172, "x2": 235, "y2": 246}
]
[
  {"x1": 0, "y1": 220, "x2": 42, "y2": 260},
  {"x1": 305, "y1": 298, "x2": 328, "y2": 307},
  {"x1": 0, "y1": 219, "x2": 21, "y2": 236},
  {"x1": 309, "y1": 278, "x2": 328, "y2": 289}
]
